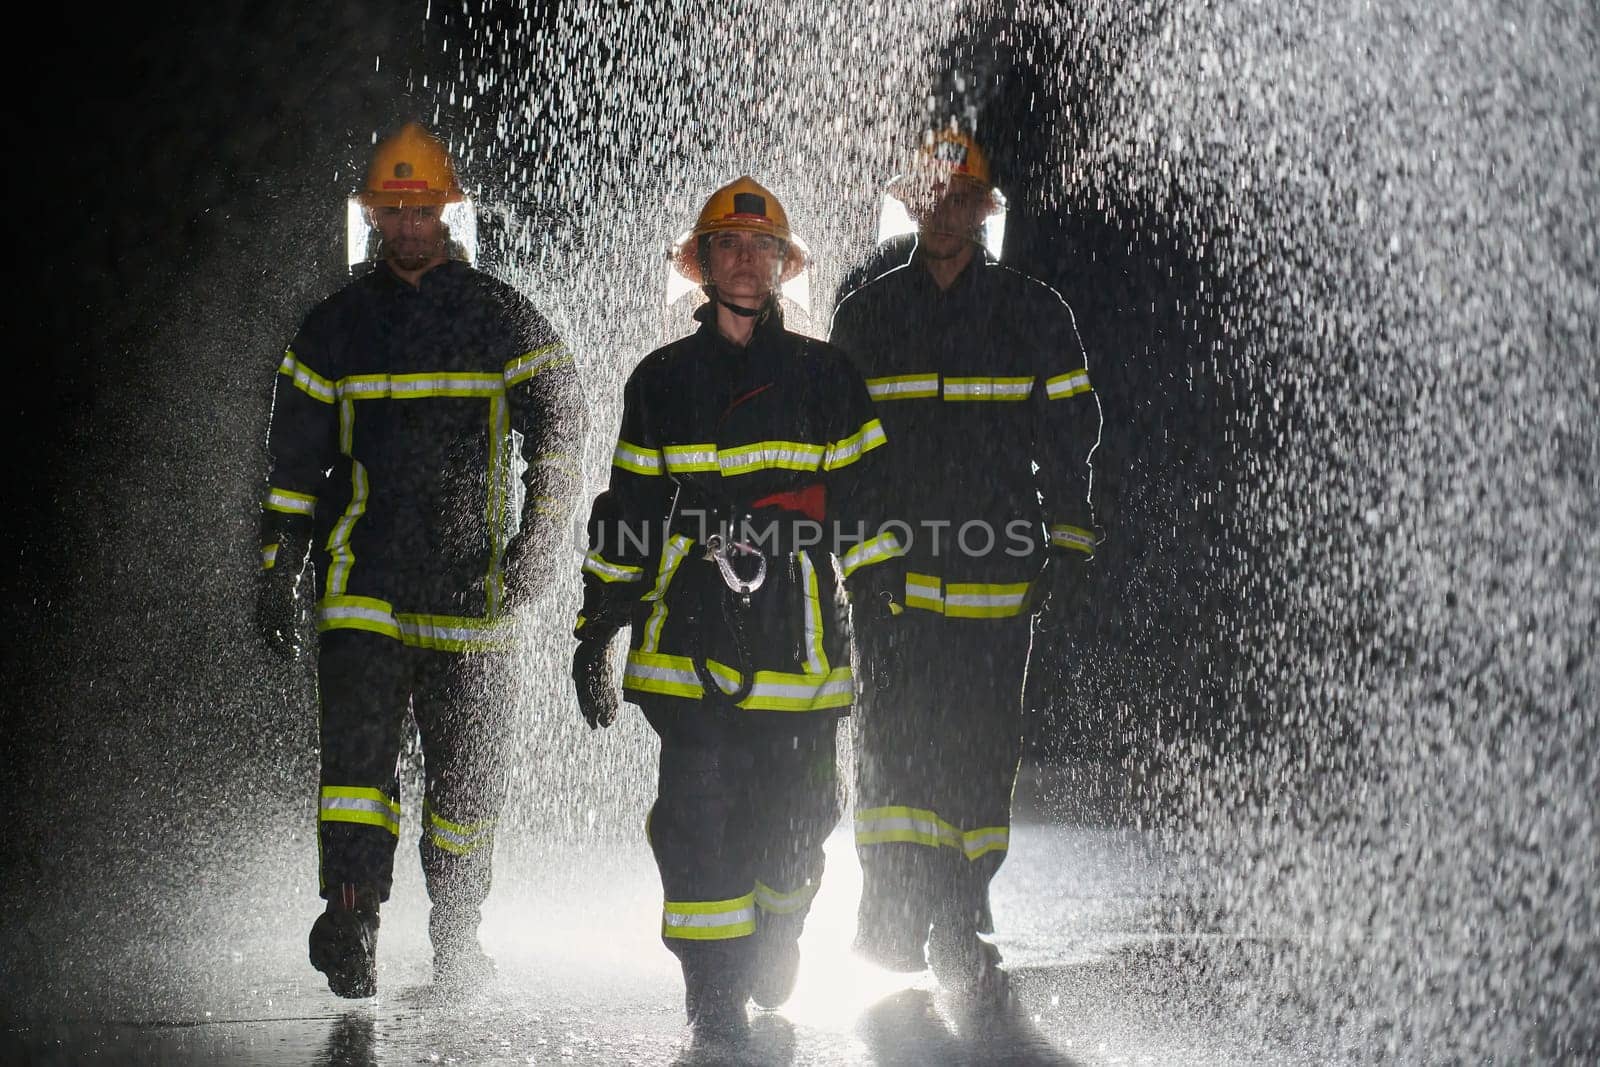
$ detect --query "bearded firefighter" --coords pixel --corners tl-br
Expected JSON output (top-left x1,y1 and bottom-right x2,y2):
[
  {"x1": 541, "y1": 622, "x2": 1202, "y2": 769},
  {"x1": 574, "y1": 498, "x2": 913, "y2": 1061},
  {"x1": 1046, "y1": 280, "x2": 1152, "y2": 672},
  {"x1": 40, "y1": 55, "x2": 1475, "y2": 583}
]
[
  {"x1": 569, "y1": 176, "x2": 903, "y2": 1039},
  {"x1": 254, "y1": 121, "x2": 588, "y2": 998}
]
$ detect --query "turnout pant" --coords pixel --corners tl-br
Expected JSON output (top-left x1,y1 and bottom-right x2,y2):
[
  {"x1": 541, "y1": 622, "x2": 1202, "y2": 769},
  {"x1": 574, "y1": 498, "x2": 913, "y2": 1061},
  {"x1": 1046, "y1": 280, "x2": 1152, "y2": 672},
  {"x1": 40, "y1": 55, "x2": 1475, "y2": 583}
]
[
  {"x1": 852, "y1": 612, "x2": 1033, "y2": 941},
  {"x1": 316, "y1": 628, "x2": 513, "y2": 917},
  {"x1": 640, "y1": 699, "x2": 842, "y2": 1002}
]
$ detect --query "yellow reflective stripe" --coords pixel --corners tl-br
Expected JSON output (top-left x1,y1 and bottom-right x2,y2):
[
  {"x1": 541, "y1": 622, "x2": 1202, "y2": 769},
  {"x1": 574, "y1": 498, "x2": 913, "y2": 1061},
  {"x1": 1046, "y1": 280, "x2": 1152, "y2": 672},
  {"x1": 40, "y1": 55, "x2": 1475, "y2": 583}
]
[
  {"x1": 315, "y1": 597, "x2": 512, "y2": 651},
  {"x1": 1045, "y1": 368, "x2": 1092, "y2": 399},
  {"x1": 395, "y1": 613, "x2": 514, "y2": 652},
  {"x1": 943, "y1": 376, "x2": 1035, "y2": 401},
  {"x1": 755, "y1": 880, "x2": 816, "y2": 916},
  {"x1": 504, "y1": 342, "x2": 572, "y2": 386},
  {"x1": 612, "y1": 439, "x2": 663, "y2": 475},
  {"x1": 854, "y1": 805, "x2": 953, "y2": 848},
  {"x1": 316, "y1": 595, "x2": 401, "y2": 639},
  {"x1": 623, "y1": 652, "x2": 854, "y2": 712},
  {"x1": 325, "y1": 460, "x2": 370, "y2": 595},
  {"x1": 798, "y1": 552, "x2": 828, "y2": 675},
  {"x1": 319, "y1": 786, "x2": 400, "y2": 835},
  {"x1": 279, "y1": 350, "x2": 337, "y2": 403},
  {"x1": 640, "y1": 535, "x2": 694, "y2": 654},
  {"x1": 823, "y1": 418, "x2": 887, "y2": 470},
  {"x1": 854, "y1": 806, "x2": 1010, "y2": 860},
  {"x1": 662, "y1": 892, "x2": 757, "y2": 941},
  {"x1": 662, "y1": 443, "x2": 720, "y2": 472},
  {"x1": 866, "y1": 374, "x2": 939, "y2": 400},
  {"x1": 265, "y1": 488, "x2": 316, "y2": 516},
  {"x1": 839, "y1": 530, "x2": 903, "y2": 578},
  {"x1": 1050, "y1": 524, "x2": 1097, "y2": 553},
  {"x1": 718, "y1": 440, "x2": 825, "y2": 476},
  {"x1": 583, "y1": 549, "x2": 644, "y2": 583},
  {"x1": 423, "y1": 803, "x2": 496, "y2": 856},
  {"x1": 904, "y1": 572, "x2": 943, "y2": 612},
  {"x1": 337, "y1": 372, "x2": 504, "y2": 399},
  {"x1": 261, "y1": 543, "x2": 278, "y2": 570},
  {"x1": 903, "y1": 574, "x2": 1035, "y2": 617},
  {"x1": 944, "y1": 581, "x2": 1033, "y2": 619}
]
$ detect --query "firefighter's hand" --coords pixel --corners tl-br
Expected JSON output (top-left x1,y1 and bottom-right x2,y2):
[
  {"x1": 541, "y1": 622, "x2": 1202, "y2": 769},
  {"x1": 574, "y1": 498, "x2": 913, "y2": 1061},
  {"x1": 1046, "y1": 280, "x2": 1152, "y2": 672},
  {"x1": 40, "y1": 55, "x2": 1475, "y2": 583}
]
[
  {"x1": 255, "y1": 562, "x2": 305, "y2": 662},
  {"x1": 571, "y1": 637, "x2": 619, "y2": 730}
]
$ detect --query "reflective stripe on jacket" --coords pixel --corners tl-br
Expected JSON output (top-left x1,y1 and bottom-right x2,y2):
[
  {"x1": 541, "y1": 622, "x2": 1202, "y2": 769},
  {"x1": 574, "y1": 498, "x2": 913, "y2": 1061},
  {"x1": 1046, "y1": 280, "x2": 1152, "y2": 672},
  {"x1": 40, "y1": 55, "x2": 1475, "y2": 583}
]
[
  {"x1": 576, "y1": 305, "x2": 900, "y2": 713},
  {"x1": 260, "y1": 260, "x2": 587, "y2": 650},
  {"x1": 829, "y1": 256, "x2": 1100, "y2": 618}
]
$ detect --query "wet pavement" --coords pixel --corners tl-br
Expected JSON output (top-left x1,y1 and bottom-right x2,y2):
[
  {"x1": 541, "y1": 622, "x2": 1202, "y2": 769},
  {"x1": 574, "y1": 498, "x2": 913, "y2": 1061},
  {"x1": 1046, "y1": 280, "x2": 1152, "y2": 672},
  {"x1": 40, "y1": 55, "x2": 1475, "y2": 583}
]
[{"x1": 0, "y1": 763, "x2": 1340, "y2": 1065}]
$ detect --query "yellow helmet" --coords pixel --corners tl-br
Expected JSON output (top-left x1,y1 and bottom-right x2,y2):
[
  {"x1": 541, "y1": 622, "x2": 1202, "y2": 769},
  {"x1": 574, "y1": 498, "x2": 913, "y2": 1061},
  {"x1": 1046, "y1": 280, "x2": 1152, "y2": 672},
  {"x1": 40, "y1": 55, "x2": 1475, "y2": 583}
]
[
  {"x1": 888, "y1": 128, "x2": 1002, "y2": 208},
  {"x1": 357, "y1": 122, "x2": 465, "y2": 208},
  {"x1": 670, "y1": 176, "x2": 811, "y2": 285}
]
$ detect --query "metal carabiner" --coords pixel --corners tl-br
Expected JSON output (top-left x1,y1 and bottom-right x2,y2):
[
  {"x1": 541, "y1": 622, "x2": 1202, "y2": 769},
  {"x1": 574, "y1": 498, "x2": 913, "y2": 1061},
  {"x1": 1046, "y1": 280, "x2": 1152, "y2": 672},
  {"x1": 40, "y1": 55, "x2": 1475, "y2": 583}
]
[{"x1": 703, "y1": 532, "x2": 767, "y2": 600}]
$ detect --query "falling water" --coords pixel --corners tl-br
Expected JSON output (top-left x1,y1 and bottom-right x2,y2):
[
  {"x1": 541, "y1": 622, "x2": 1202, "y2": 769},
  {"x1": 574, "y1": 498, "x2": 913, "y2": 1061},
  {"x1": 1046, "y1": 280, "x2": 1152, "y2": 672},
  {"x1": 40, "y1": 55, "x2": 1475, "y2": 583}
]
[
  {"x1": 442, "y1": 0, "x2": 1599, "y2": 1057},
  {"x1": 2, "y1": 0, "x2": 1592, "y2": 1060}
]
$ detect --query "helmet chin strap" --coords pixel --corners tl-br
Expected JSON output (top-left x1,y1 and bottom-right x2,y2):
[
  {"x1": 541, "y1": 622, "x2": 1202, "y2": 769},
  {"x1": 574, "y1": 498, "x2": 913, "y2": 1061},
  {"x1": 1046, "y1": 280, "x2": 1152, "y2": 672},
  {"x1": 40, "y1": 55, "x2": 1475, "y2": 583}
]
[{"x1": 706, "y1": 288, "x2": 777, "y2": 320}]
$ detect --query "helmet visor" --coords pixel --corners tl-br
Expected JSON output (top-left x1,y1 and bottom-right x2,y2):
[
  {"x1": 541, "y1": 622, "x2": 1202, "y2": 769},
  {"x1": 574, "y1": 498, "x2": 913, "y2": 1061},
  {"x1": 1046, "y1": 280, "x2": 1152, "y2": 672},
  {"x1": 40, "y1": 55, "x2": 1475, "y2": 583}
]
[{"x1": 346, "y1": 196, "x2": 478, "y2": 272}]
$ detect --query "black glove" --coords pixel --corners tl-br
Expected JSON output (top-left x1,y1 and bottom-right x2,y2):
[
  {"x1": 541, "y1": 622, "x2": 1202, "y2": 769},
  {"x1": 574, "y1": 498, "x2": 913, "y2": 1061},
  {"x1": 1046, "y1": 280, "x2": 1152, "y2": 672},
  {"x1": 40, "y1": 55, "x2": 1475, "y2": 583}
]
[
  {"x1": 256, "y1": 534, "x2": 308, "y2": 662},
  {"x1": 571, "y1": 635, "x2": 619, "y2": 730}
]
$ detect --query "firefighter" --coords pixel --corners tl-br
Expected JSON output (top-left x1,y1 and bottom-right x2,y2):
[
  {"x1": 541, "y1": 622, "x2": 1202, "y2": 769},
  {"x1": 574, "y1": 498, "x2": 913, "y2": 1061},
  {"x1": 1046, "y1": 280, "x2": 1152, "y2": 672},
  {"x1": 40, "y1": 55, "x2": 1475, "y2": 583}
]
[
  {"x1": 254, "y1": 121, "x2": 588, "y2": 998},
  {"x1": 828, "y1": 128, "x2": 1101, "y2": 1000},
  {"x1": 569, "y1": 176, "x2": 903, "y2": 1039}
]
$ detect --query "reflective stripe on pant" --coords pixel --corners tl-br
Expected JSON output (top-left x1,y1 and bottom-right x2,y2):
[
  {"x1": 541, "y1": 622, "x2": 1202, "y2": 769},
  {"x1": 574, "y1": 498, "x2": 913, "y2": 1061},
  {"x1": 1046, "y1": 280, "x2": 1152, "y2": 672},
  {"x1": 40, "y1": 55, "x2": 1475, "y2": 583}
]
[
  {"x1": 641, "y1": 700, "x2": 841, "y2": 994},
  {"x1": 851, "y1": 613, "x2": 1032, "y2": 936},
  {"x1": 316, "y1": 627, "x2": 512, "y2": 908}
]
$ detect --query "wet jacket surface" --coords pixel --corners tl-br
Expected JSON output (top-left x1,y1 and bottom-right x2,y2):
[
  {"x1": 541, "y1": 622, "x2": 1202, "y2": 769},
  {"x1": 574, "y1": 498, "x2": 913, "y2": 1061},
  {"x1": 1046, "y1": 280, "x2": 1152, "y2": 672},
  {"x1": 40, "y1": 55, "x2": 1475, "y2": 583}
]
[
  {"x1": 260, "y1": 259, "x2": 587, "y2": 651},
  {"x1": 829, "y1": 254, "x2": 1100, "y2": 619},
  {"x1": 576, "y1": 304, "x2": 901, "y2": 715}
]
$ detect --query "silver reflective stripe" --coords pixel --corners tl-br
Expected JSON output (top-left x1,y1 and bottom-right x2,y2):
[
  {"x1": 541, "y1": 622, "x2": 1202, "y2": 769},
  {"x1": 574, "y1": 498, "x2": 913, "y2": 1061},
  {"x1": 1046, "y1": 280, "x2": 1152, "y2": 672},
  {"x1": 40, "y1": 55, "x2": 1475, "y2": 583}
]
[
  {"x1": 398, "y1": 618, "x2": 496, "y2": 645},
  {"x1": 866, "y1": 375, "x2": 939, "y2": 399},
  {"x1": 944, "y1": 589, "x2": 1029, "y2": 611},
  {"x1": 320, "y1": 602, "x2": 394, "y2": 628},
  {"x1": 280, "y1": 352, "x2": 336, "y2": 403},
  {"x1": 662, "y1": 906, "x2": 757, "y2": 931},
  {"x1": 839, "y1": 530, "x2": 902, "y2": 577},
  {"x1": 505, "y1": 343, "x2": 568, "y2": 384},
  {"x1": 326, "y1": 461, "x2": 370, "y2": 594},
  {"x1": 755, "y1": 881, "x2": 815, "y2": 915},
  {"x1": 944, "y1": 376, "x2": 1035, "y2": 401},
  {"x1": 961, "y1": 827, "x2": 1010, "y2": 858},
  {"x1": 583, "y1": 550, "x2": 644, "y2": 582},
  {"x1": 265, "y1": 488, "x2": 316, "y2": 515},
  {"x1": 823, "y1": 420, "x2": 887, "y2": 469},
  {"x1": 663, "y1": 444, "x2": 720, "y2": 471},
  {"x1": 719, "y1": 442, "x2": 824, "y2": 475},
  {"x1": 1050, "y1": 524, "x2": 1097, "y2": 552},
  {"x1": 612, "y1": 440, "x2": 663, "y2": 475},
  {"x1": 1045, "y1": 369, "x2": 1092, "y2": 398},
  {"x1": 797, "y1": 552, "x2": 827, "y2": 675}
]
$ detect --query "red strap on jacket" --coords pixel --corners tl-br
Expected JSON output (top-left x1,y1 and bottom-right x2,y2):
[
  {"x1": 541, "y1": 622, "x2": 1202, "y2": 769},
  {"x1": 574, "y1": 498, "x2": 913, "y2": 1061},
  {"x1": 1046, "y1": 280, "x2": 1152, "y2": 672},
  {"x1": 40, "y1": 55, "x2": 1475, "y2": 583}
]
[{"x1": 751, "y1": 483, "x2": 826, "y2": 522}]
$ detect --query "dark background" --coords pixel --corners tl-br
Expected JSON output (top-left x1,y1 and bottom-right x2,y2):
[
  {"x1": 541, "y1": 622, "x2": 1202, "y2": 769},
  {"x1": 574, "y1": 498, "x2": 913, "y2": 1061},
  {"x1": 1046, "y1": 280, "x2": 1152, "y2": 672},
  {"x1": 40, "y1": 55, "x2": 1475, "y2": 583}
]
[{"x1": 5, "y1": 2, "x2": 1258, "y2": 814}]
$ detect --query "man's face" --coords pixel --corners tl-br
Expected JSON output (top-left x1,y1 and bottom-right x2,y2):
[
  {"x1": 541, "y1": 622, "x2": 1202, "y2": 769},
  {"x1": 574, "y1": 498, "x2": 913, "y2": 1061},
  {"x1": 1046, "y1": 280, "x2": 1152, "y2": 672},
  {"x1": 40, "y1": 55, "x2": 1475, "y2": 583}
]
[
  {"x1": 370, "y1": 204, "x2": 448, "y2": 272},
  {"x1": 704, "y1": 231, "x2": 785, "y2": 303},
  {"x1": 907, "y1": 176, "x2": 992, "y2": 259}
]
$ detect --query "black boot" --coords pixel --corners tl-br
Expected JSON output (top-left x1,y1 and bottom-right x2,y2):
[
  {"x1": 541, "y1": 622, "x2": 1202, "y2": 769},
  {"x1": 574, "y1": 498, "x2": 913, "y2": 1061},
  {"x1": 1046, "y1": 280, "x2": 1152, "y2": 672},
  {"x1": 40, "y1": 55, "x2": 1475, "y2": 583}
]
[
  {"x1": 309, "y1": 884, "x2": 380, "y2": 998},
  {"x1": 853, "y1": 894, "x2": 929, "y2": 972},
  {"x1": 681, "y1": 949, "x2": 750, "y2": 1041},
  {"x1": 430, "y1": 903, "x2": 496, "y2": 990},
  {"x1": 927, "y1": 918, "x2": 1008, "y2": 1004},
  {"x1": 749, "y1": 934, "x2": 800, "y2": 1010}
]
